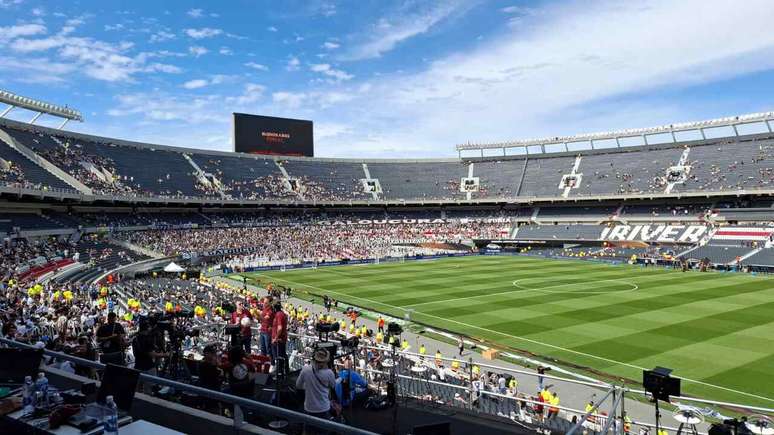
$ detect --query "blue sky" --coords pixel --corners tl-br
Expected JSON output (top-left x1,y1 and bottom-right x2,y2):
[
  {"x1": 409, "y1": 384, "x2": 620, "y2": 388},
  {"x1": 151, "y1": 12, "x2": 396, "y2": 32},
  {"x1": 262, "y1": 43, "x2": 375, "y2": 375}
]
[{"x1": 1, "y1": 0, "x2": 773, "y2": 157}]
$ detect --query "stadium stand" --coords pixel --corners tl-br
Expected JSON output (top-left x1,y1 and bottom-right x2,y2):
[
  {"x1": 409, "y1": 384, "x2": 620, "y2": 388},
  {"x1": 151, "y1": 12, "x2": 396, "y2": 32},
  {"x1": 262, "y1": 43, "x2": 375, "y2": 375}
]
[{"x1": 678, "y1": 243, "x2": 754, "y2": 264}]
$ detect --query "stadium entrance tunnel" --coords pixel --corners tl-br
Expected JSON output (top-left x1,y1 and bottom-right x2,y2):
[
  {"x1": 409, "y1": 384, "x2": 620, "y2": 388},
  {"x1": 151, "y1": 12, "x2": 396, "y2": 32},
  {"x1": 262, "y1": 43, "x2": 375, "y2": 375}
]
[{"x1": 512, "y1": 277, "x2": 638, "y2": 294}]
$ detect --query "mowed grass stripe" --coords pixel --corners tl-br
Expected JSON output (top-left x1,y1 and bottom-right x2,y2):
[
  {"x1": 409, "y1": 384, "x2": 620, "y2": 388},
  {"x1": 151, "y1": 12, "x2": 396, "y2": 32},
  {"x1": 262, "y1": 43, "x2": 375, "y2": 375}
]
[{"x1": 245, "y1": 256, "x2": 774, "y2": 405}]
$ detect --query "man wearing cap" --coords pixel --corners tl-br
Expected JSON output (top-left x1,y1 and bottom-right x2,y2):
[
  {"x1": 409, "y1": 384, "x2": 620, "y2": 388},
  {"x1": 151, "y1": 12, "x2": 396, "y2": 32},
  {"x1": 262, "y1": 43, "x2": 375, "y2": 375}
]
[{"x1": 296, "y1": 348, "x2": 336, "y2": 423}]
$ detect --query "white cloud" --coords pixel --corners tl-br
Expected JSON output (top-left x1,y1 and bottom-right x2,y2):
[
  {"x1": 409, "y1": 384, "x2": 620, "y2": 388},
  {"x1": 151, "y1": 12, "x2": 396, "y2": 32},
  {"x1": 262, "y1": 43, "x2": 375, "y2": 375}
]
[
  {"x1": 226, "y1": 83, "x2": 266, "y2": 105},
  {"x1": 310, "y1": 63, "x2": 353, "y2": 81},
  {"x1": 182, "y1": 79, "x2": 208, "y2": 89},
  {"x1": 188, "y1": 45, "x2": 208, "y2": 57},
  {"x1": 185, "y1": 27, "x2": 222, "y2": 39},
  {"x1": 245, "y1": 62, "x2": 268, "y2": 71},
  {"x1": 186, "y1": 8, "x2": 203, "y2": 18},
  {"x1": 267, "y1": 26, "x2": 278, "y2": 32},
  {"x1": 286, "y1": 56, "x2": 300, "y2": 71},
  {"x1": 0, "y1": 0, "x2": 22, "y2": 8},
  {"x1": 272, "y1": 91, "x2": 307, "y2": 108},
  {"x1": 104, "y1": 23, "x2": 125, "y2": 31},
  {"x1": 149, "y1": 30, "x2": 175, "y2": 43},
  {"x1": 342, "y1": 1, "x2": 474, "y2": 60},
  {"x1": 0, "y1": 23, "x2": 46, "y2": 42},
  {"x1": 319, "y1": 0, "x2": 774, "y2": 156},
  {"x1": 322, "y1": 41, "x2": 340, "y2": 50},
  {"x1": 31, "y1": 7, "x2": 44, "y2": 16},
  {"x1": 219, "y1": 46, "x2": 233, "y2": 55}
]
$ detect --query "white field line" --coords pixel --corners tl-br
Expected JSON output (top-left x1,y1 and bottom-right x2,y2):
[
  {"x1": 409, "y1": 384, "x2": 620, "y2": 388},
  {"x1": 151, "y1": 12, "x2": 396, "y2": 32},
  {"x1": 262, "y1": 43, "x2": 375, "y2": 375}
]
[
  {"x1": 255, "y1": 272, "x2": 774, "y2": 404},
  {"x1": 512, "y1": 278, "x2": 639, "y2": 295},
  {"x1": 403, "y1": 278, "x2": 639, "y2": 308}
]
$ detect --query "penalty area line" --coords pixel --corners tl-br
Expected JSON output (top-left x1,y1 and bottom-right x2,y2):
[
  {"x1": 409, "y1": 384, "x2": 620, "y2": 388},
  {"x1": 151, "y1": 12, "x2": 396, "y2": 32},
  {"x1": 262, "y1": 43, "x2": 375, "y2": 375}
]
[{"x1": 253, "y1": 273, "x2": 774, "y2": 404}]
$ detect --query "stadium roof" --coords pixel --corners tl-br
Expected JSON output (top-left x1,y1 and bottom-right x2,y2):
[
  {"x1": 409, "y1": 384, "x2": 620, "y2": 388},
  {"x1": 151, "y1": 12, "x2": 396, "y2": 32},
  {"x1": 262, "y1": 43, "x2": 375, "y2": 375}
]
[
  {"x1": 0, "y1": 89, "x2": 83, "y2": 127},
  {"x1": 456, "y1": 111, "x2": 774, "y2": 154}
]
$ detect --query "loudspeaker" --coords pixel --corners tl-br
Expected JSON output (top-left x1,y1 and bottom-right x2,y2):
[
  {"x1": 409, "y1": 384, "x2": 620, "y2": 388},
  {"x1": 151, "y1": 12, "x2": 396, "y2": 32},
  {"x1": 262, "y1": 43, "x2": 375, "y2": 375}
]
[{"x1": 412, "y1": 422, "x2": 451, "y2": 435}]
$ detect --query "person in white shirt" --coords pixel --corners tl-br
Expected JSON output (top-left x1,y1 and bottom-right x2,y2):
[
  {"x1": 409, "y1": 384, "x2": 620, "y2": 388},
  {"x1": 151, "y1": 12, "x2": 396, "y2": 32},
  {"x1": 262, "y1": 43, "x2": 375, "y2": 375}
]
[{"x1": 296, "y1": 349, "x2": 337, "y2": 423}]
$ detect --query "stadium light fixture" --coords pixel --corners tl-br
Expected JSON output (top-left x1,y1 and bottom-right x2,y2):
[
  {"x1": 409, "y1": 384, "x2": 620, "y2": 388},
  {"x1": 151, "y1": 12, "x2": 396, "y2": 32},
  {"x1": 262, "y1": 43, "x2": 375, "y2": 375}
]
[
  {"x1": 0, "y1": 89, "x2": 83, "y2": 129},
  {"x1": 456, "y1": 111, "x2": 774, "y2": 153}
]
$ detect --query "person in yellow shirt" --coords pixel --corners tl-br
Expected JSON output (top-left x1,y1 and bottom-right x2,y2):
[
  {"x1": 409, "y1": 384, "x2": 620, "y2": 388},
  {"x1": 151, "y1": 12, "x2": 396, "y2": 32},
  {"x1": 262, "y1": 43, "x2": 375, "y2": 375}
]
[
  {"x1": 340, "y1": 320, "x2": 347, "y2": 332},
  {"x1": 375, "y1": 331, "x2": 384, "y2": 344},
  {"x1": 434, "y1": 350, "x2": 442, "y2": 367},
  {"x1": 508, "y1": 377, "x2": 518, "y2": 393},
  {"x1": 451, "y1": 360, "x2": 460, "y2": 371},
  {"x1": 388, "y1": 335, "x2": 396, "y2": 346},
  {"x1": 401, "y1": 339, "x2": 410, "y2": 351},
  {"x1": 472, "y1": 365, "x2": 480, "y2": 377},
  {"x1": 548, "y1": 393, "x2": 559, "y2": 419},
  {"x1": 419, "y1": 344, "x2": 426, "y2": 360},
  {"x1": 349, "y1": 323, "x2": 355, "y2": 334}
]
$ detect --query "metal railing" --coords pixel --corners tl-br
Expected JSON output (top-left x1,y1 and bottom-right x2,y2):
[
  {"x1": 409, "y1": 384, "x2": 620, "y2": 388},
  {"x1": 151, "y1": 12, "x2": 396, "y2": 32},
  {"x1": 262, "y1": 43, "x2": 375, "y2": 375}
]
[{"x1": 0, "y1": 337, "x2": 376, "y2": 435}]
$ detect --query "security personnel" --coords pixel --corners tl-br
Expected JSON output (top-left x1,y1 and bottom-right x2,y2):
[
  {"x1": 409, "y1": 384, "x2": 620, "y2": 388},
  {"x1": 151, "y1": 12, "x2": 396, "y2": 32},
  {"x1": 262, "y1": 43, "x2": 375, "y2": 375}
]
[
  {"x1": 401, "y1": 339, "x2": 410, "y2": 351},
  {"x1": 419, "y1": 344, "x2": 427, "y2": 360},
  {"x1": 377, "y1": 316, "x2": 385, "y2": 333},
  {"x1": 375, "y1": 331, "x2": 384, "y2": 344},
  {"x1": 508, "y1": 377, "x2": 518, "y2": 392},
  {"x1": 472, "y1": 364, "x2": 480, "y2": 377},
  {"x1": 435, "y1": 350, "x2": 442, "y2": 366}
]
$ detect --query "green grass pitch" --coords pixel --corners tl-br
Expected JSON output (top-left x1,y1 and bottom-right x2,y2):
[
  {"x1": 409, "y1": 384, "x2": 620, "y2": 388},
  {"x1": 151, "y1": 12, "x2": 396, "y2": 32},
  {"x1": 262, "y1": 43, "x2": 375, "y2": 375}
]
[{"x1": 236, "y1": 255, "x2": 774, "y2": 407}]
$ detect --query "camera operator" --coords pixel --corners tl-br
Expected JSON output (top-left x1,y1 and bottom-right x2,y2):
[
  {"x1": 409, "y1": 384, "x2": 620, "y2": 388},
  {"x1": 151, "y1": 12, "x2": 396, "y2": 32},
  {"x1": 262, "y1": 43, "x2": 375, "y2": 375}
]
[
  {"x1": 230, "y1": 302, "x2": 253, "y2": 354},
  {"x1": 96, "y1": 312, "x2": 126, "y2": 366},
  {"x1": 132, "y1": 318, "x2": 170, "y2": 393}
]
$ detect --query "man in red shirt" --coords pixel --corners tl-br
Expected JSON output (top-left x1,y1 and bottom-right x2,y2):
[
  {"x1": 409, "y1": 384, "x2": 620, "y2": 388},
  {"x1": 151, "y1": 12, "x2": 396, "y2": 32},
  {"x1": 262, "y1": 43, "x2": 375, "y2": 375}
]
[
  {"x1": 230, "y1": 302, "x2": 253, "y2": 354},
  {"x1": 271, "y1": 301, "x2": 288, "y2": 374},
  {"x1": 259, "y1": 297, "x2": 274, "y2": 359}
]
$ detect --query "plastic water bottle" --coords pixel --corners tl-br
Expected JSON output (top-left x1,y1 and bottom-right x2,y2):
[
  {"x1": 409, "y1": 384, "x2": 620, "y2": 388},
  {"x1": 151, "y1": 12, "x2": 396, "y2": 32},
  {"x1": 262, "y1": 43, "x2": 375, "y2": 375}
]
[
  {"x1": 35, "y1": 372, "x2": 49, "y2": 407},
  {"x1": 103, "y1": 395, "x2": 119, "y2": 435},
  {"x1": 22, "y1": 376, "x2": 34, "y2": 412}
]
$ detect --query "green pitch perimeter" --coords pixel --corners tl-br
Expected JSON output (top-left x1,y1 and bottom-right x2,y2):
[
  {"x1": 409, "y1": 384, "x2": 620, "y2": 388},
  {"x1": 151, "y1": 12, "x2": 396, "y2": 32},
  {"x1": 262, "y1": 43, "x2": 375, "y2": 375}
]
[{"x1": 235, "y1": 255, "x2": 774, "y2": 407}]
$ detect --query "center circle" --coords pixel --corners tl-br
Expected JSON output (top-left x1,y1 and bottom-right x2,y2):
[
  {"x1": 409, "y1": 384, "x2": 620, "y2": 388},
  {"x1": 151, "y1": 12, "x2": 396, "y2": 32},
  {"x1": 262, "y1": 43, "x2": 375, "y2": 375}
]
[{"x1": 511, "y1": 278, "x2": 638, "y2": 294}]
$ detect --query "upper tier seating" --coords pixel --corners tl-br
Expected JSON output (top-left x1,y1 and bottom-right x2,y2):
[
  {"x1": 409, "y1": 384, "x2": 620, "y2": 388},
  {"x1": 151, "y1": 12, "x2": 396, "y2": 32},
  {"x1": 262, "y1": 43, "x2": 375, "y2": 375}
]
[
  {"x1": 281, "y1": 159, "x2": 370, "y2": 201},
  {"x1": 367, "y1": 161, "x2": 469, "y2": 200},
  {"x1": 0, "y1": 140, "x2": 72, "y2": 191},
  {"x1": 674, "y1": 141, "x2": 774, "y2": 192},
  {"x1": 190, "y1": 154, "x2": 284, "y2": 200},
  {"x1": 2, "y1": 120, "x2": 774, "y2": 202},
  {"x1": 575, "y1": 147, "x2": 684, "y2": 195}
]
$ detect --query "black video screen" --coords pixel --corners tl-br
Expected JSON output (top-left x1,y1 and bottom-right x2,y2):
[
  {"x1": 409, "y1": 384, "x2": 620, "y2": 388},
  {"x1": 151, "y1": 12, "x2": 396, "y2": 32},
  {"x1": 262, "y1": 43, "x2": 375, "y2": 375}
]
[{"x1": 233, "y1": 113, "x2": 313, "y2": 157}]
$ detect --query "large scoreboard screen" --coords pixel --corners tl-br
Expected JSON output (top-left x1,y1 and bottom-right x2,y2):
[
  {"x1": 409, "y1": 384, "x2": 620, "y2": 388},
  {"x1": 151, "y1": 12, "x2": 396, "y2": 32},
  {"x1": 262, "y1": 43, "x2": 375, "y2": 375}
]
[{"x1": 233, "y1": 113, "x2": 313, "y2": 157}]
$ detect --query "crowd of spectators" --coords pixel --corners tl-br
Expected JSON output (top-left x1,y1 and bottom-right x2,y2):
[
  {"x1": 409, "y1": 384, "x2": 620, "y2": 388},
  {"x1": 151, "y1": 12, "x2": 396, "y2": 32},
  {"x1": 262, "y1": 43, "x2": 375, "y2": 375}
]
[
  {"x1": 35, "y1": 145, "x2": 138, "y2": 196},
  {"x1": 116, "y1": 218, "x2": 508, "y2": 266}
]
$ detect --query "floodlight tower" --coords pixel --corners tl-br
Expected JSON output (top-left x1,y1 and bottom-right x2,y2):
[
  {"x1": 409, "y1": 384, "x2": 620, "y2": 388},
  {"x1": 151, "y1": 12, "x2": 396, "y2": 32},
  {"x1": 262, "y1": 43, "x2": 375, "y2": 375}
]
[{"x1": 0, "y1": 89, "x2": 83, "y2": 129}]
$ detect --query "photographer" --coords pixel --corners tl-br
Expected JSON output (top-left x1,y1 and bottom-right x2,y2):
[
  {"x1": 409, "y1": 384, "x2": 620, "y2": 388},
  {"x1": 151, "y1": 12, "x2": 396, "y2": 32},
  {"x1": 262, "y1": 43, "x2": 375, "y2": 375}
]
[
  {"x1": 132, "y1": 319, "x2": 169, "y2": 393},
  {"x1": 226, "y1": 346, "x2": 255, "y2": 398}
]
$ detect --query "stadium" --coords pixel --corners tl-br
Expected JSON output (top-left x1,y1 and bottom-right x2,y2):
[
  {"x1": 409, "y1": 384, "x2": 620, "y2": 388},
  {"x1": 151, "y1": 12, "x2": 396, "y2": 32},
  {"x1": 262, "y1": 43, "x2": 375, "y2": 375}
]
[{"x1": 1, "y1": 3, "x2": 773, "y2": 435}]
